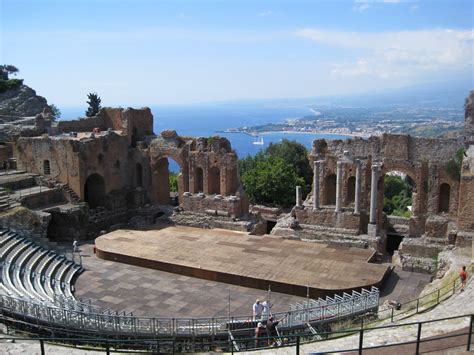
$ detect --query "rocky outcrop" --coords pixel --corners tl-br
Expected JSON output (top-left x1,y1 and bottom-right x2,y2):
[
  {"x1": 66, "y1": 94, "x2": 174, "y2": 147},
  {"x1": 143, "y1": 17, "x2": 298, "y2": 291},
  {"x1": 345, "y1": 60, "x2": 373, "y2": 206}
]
[{"x1": 0, "y1": 84, "x2": 47, "y2": 117}]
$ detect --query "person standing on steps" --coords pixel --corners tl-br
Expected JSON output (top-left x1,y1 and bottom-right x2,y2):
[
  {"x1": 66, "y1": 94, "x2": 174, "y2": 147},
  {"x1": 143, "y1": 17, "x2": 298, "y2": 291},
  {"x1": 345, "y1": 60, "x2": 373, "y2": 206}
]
[
  {"x1": 252, "y1": 299, "x2": 263, "y2": 320},
  {"x1": 460, "y1": 265, "x2": 467, "y2": 292},
  {"x1": 73, "y1": 239, "x2": 79, "y2": 254}
]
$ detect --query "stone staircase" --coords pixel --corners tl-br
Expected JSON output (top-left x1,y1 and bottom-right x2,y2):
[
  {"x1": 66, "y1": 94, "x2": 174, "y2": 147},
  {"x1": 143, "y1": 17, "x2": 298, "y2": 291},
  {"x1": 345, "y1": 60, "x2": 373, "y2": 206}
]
[
  {"x1": 0, "y1": 187, "x2": 11, "y2": 212},
  {"x1": 61, "y1": 184, "x2": 80, "y2": 203},
  {"x1": 272, "y1": 222, "x2": 375, "y2": 249},
  {"x1": 35, "y1": 176, "x2": 81, "y2": 204}
]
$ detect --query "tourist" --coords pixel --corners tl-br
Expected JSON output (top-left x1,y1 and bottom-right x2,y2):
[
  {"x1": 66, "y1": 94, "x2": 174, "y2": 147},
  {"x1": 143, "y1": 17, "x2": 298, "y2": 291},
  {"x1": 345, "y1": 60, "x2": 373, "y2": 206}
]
[
  {"x1": 73, "y1": 239, "x2": 79, "y2": 253},
  {"x1": 266, "y1": 315, "x2": 286, "y2": 346},
  {"x1": 254, "y1": 322, "x2": 265, "y2": 348},
  {"x1": 460, "y1": 265, "x2": 468, "y2": 292},
  {"x1": 261, "y1": 299, "x2": 272, "y2": 321},
  {"x1": 252, "y1": 299, "x2": 263, "y2": 320}
]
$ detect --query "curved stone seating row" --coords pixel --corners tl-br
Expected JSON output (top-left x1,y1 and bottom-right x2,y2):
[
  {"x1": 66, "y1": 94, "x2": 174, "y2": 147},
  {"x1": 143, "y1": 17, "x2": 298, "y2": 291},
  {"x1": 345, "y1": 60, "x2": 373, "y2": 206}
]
[{"x1": 0, "y1": 228, "x2": 84, "y2": 306}]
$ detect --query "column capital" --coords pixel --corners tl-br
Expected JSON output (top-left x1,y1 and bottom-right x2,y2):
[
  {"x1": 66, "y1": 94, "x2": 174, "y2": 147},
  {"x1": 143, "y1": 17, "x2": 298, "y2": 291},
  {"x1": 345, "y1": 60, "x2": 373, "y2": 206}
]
[
  {"x1": 371, "y1": 163, "x2": 382, "y2": 172},
  {"x1": 337, "y1": 160, "x2": 344, "y2": 167}
]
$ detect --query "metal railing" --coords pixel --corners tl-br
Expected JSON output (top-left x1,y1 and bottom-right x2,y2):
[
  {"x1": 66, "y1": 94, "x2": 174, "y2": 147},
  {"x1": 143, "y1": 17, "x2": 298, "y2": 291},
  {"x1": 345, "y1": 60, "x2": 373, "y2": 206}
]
[
  {"x1": 0, "y1": 313, "x2": 472, "y2": 354},
  {"x1": 0, "y1": 286, "x2": 378, "y2": 337}
]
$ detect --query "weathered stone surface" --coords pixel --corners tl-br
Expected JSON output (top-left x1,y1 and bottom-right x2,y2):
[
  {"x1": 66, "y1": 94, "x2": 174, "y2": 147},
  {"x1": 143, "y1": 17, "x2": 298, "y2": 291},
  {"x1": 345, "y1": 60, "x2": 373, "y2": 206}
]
[
  {"x1": 0, "y1": 84, "x2": 47, "y2": 116},
  {"x1": 0, "y1": 206, "x2": 51, "y2": 238},
  {"x1": 160, "y1": 129, "x2": 177, "y2": 138},
  {"x1": 465, "y1": 90, "x2": 474, "y2": 141}
]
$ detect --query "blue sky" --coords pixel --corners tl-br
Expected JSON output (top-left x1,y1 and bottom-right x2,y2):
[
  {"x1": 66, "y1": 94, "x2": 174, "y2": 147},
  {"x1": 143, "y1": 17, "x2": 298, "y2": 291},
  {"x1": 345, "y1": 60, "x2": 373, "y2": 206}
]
[{"x1": 1, "y1": 0, "x2": 473, "y2": 107}]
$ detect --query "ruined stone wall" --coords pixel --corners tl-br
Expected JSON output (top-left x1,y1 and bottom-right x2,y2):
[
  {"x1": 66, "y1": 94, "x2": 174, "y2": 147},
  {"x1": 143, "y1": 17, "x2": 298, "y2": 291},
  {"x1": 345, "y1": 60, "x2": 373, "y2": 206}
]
[
  {"x1": 15, "y1": 131, "x2": 150, "y2": 202},
  {"x1": 306, "y1": 133, "x2": 465, "y2": 239},
  {"x1": 15, "y1": 135, "x2": 82, "y2": 195},
  {"x1": 465, "y1": 91, "x2": 474, "y2": 143},
  {"x1": 315, "y1": 134, "x2": 463, "y2": 163},
  {"x1": 57, "y1": 116, "x2": 105, "y2": 133},
  {"x1": 295, "y1": 208, "x2": 363, "y2": 231},
  {"x1": 149, "y1": 132, "x2": 248, "y2": 216},
  {"x1": 181, "y1": 194, "x2": 243, "y2": 218},
  {"x1": 122, "y1": 107, "x2": 154, "y2": 143},
  {"x1": 74, "y1": 133, "x2": 133, "y2": 198},
  {"x1": 458, "y1": 145, "x2": 474, "y2": 232},
  {"x1": 99, "y1": 108, "x2": 124, "y2": 132}
]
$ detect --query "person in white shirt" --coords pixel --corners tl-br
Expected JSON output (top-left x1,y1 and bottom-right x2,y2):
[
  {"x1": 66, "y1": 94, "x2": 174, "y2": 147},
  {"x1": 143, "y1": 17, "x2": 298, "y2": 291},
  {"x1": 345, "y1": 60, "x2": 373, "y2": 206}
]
[
  {"x1": 261, "y1": 299, "x2": 272, "y2": 321},
  {"x1": 252, "y1": 299, "x2": 263, "y2": 320},
  {"x1": 73, "y1": 239, "x2": 79, "y2": 253}
]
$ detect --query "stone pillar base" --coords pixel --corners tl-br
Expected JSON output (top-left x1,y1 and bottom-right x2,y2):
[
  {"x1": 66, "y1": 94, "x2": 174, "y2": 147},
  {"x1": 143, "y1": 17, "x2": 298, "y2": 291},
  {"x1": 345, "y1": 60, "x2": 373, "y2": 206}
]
[{"x1": 367, "y1": 223, "x2": 378, "y2": 237}]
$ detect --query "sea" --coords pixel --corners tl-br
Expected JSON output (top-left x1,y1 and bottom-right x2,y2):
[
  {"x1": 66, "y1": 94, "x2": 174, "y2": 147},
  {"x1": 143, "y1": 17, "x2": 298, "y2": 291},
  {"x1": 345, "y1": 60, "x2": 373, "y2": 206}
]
[{"x1": 61, "y1": 104, "x2": 351, "y2": 171}]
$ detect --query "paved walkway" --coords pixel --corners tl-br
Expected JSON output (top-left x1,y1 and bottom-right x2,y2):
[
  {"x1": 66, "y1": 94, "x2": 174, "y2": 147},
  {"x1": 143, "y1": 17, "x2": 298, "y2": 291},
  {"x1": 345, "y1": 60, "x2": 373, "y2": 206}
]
[{"x1": 75, "y1": 242, "x2": 307, "y2": 317}]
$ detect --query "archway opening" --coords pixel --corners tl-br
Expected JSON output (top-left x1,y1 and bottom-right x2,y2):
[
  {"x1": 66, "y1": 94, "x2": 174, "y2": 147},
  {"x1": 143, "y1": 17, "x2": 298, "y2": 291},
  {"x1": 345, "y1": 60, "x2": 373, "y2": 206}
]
[
  {"x1": 386, "y1": 234, "x2": 404, "y2": 255},
  {"x1": 136, "y1": 163, "x2": 143, "y2": 187},
  {"x1": 266, "y1": 220, "x2": 277, "y2": 234},
  {"x1": 347, "y1": 176, "x2": 356, "y2": 205},
  {"x1": 438, "y1": 183, "x2": 450, "y2": 213},
  {"x1": 383, "y1": 172, "x2": 415, "y2": 218},
  {"x1": 208, "y1": 166, "x2": 221, "y2": 195},
  {"x1": 84, "y1": 173, "x2": 106, "y2": 209},
  {"x1": 195, "y1": 167, "x2": 204, "y2": 193},
  {"x1": 324, "y1": 174, "x2": 336, "y2": 205},
  {"x1": 154, "y1": 157, "x2": 181, "y2": 205}
]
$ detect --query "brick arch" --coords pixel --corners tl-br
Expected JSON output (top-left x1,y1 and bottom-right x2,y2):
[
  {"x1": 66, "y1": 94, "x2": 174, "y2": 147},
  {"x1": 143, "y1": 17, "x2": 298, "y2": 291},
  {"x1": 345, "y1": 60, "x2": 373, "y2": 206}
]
[
  {"x1": 150, "y1": 154, "x2": 187, "y2": 205},
  {"x1": 381, "y1": 162, "x2": 419, "y2": 191}
]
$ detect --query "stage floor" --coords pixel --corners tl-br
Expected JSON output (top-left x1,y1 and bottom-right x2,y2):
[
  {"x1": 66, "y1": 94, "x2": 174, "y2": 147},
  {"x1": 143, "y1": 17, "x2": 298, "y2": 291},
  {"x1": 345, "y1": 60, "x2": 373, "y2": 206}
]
[{"x1": 95, "y1": 226, "x2": 390, "y2": 298}]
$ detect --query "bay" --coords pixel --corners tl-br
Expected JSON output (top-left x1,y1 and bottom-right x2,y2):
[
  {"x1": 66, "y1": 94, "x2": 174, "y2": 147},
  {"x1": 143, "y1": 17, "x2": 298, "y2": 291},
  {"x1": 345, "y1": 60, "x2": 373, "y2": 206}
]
[{"x1": 60, "y1": 104, "x2": 351, "y2": 171}]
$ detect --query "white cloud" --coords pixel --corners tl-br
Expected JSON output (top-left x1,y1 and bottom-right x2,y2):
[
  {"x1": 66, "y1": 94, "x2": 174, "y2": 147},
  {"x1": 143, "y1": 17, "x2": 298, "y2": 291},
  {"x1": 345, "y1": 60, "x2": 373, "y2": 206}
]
[
  {"x1": 259, "y1": 10, "x2": 273, "y2": 17},
  {"x1": 353, "y1": 0, "x2": 408, "y2": 11},
  {"x1": 353, "y1": 1, "x2": 371, "y2": 12},
  {"x1": 296, "y1": 28, "x2": 474, "y2": 79}
]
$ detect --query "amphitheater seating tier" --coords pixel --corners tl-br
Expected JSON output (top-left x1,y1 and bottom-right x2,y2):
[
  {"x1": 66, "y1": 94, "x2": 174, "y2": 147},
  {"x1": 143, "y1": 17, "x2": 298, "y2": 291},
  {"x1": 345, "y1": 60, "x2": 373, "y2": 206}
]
[{"x1": 0, "y1": 228, "x2": 84, "y2": 306}]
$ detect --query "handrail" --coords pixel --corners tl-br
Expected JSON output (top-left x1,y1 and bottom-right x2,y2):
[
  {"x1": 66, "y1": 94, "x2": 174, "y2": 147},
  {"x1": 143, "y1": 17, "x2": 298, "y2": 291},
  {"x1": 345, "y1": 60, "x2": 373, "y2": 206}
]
[{"x1": 0, "y1": 313, "x2": 472, "y2": 353}]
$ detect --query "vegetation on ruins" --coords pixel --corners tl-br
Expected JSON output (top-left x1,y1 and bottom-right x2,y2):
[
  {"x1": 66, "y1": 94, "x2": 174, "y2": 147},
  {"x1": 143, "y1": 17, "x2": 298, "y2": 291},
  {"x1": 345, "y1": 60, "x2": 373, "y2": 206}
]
[
  {"x1": 383, "y1": 174, "x2": 413, "y2": 217},
  {"x1": 169, "y1": 172, "x2": 178, "y2": 192},
  {"x1": 49, "y1": 104, "x2": 61, "y2": 119},
  {"x1": 0, "y1": 79, "x2": 23, "y2": 93},
  {"x1": 445, "y1": 147, "x2": 466, "y2": 181},
  {"x1": 239, "y1": 139, "x2": 310, "y2": 206},
  {"x1": 85, "y1": 92, "x2": 102, "y2": 117}
]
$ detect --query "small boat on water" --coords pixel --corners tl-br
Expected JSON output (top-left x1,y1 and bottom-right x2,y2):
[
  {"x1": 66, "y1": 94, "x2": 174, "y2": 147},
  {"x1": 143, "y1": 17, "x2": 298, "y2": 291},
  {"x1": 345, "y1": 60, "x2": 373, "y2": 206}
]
[{"x1": 252, "y1": 136, "x2": 264, "y2": 145}]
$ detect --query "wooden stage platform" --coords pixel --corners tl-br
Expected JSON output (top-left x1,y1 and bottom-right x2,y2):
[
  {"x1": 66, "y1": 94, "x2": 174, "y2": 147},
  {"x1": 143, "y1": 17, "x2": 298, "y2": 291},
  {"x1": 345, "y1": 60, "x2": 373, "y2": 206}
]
[{"x1": 95, "y1": 226, "x2": 390, "y2": 298}]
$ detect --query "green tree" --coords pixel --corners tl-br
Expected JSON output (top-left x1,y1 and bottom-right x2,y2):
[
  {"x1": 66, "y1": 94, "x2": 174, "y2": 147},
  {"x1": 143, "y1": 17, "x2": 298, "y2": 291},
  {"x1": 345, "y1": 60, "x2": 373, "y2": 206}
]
[
  {"x1": 241, "y1": 156, "x2": 305, "y2": 206},
  {"x1": 169, "y1": 172, "x2": 178, "y2": 192},
  {"x1": 49, "y1": 104, "x2": 61, "y2": 119},
  {"x1": 0, "y1": 65, "x2": 19, "y2": 80},
  {"x1": 383, "y1": 174, "x2": 413, "y2": 216},
  {"x1": 238, "y1": 140, "x2": 312, "y2": 207},
  {"x1": 266, "y1": 139, "x2": 312, "y2": 186},
  {"x1": 85, "y1": 92, "x2": 102, "y2": 117}
]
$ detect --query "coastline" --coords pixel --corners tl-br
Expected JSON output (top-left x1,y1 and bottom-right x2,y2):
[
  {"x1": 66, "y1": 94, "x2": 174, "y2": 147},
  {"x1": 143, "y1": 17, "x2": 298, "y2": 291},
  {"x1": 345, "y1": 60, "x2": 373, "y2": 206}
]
[{"x1": 221, "y1": 129, "x2": 374, "y2": 139}]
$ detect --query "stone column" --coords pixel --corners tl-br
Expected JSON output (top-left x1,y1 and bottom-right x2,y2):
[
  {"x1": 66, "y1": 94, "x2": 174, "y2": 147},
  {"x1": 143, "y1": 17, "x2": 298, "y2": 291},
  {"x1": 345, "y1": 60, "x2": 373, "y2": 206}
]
[
  {"x1": 369, "y1": 163, "x2": 381, "y2": 224},
  {"x1": 296, "y1": 186, "x2": 302, "y2": 207},
  {"x1": 335, "y1": 161, "x2": 343, "y2": 212},
  {"x1": 354, "y1": 159, "x2": 361, "y2": 214},
  {"x1": 313, "y1": 160, "x2": 322, "y2": 210}
]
